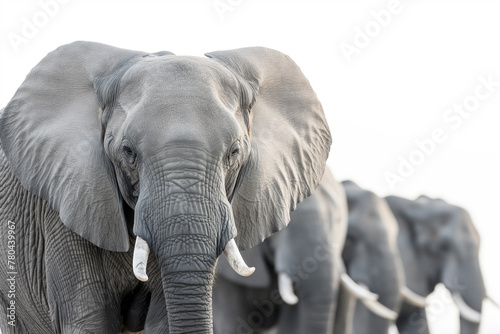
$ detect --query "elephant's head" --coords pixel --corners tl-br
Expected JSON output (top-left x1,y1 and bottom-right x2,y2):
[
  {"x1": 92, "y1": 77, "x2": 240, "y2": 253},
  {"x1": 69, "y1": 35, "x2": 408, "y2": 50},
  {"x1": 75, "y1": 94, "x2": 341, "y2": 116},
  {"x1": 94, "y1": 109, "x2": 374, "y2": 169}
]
[
  {"x1": 267, "y1": 168, "x2": 344, "y2": 303},
  {"x1": 386, "y1": 195, "x2": 486, "y2": 332},
  {"x1": 0, "y1": 42, "x2": 331, "y2": 332},
  {"x1": 215, "y1": 167, "x2": 346, "y2": 333},
  {"x1": 340, "y1": 181, "x2": 404, "y2": 333}
]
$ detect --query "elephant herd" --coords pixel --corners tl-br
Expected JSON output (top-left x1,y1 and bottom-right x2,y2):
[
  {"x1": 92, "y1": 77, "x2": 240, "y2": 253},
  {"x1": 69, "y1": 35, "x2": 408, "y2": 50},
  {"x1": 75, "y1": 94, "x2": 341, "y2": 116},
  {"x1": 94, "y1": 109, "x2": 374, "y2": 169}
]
[
  {"x1": 0, "y1": 42, "x2": 491, "y2": 334},
  {"x1": 212, "y1": 170, "x2": 488, "y2": 334}
]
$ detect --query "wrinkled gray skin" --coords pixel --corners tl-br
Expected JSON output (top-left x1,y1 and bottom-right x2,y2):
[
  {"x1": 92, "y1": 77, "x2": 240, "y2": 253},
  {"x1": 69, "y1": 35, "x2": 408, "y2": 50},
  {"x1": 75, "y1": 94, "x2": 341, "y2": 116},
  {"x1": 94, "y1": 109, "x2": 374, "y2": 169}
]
[
  {"x1": 386, "y1": 196, "x2": 485, "y2": 334},
  {"x1": 0, "y1": 42, "x2": 331, "y2": 333},
  {"x1": 340, "y1": 181, "x2": 404, "y2": 334},
  {"x1": 212, "y1": 168, "x2": 348, "y2": 334}
]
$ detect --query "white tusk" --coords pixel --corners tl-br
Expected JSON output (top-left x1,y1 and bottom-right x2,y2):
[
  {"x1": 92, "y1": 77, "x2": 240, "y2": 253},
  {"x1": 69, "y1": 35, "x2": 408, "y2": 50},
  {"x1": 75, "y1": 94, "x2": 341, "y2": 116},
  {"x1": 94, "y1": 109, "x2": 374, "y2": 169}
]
[
  {"x1": 133, "y1": 236, "x2": 150, "y2": 282},
  {"x1": 341, "y1": 277, "x2": 397, "y2": 320},
  {"x1": 223, "y1": 239, "x2": 255, "y2": 277},
  {"x1": 361, "y1": 298, "x2": 399, "y2": 320},
  {"x1": 451, "y1": 292, "x2": 482, "y2": 324},
  {"x1": 400, "y1": 286, "x2": 428, "y2": 308},
  {"x1": 340, "y1": 273, "x2": 379, "y2": 301},
  {"x1": 278, "y1": 272, "x2": 299, "y2": 305}
]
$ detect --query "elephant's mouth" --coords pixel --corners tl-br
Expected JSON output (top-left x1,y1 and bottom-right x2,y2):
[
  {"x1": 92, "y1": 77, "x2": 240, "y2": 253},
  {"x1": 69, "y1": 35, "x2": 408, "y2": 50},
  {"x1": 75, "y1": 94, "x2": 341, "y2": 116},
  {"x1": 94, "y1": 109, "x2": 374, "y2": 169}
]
[{"x1": 132, "y1": 236, "x2": 254, "y2": 282}]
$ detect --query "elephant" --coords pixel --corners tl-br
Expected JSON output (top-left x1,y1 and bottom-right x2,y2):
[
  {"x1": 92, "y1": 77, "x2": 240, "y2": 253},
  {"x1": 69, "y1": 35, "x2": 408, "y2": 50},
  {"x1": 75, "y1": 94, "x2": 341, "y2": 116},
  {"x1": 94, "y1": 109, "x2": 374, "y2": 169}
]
[
  {"x1": 338, "y1": 180, "x2": 406, "y2": 334},
  {"x1": 386, "y1": 195, "x2": 486, "y2": 334},
  {"x1": 0, "y1": 41, "x2": 332, "y2": 333},
  {"x1": 212, "y1": 167, "x2": 349, "y2": 334}
]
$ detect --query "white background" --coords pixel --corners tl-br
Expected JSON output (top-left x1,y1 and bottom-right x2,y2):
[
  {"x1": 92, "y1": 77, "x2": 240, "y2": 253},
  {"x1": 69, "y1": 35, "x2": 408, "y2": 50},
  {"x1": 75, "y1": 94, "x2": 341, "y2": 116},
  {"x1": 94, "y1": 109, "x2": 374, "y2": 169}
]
[{"x1": 1, "y1": 1, "x2": 499, "y2": 333}]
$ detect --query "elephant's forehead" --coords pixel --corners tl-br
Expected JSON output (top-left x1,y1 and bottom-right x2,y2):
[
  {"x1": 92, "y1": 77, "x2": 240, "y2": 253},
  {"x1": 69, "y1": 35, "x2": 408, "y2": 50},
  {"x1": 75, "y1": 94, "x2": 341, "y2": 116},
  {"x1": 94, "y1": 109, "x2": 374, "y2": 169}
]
[
  {"x1": 115, "y1": 56, "x2": 244, "y2": 153},
  {"x1": 118, "y1": 56, "x2": 241, "y2": 114},
  {"x1": 420, "y1": 201, "x2": 454, "y2": 217},
  {"x1": 124, "y1": 55, "x2": 239, "y2": 90}
]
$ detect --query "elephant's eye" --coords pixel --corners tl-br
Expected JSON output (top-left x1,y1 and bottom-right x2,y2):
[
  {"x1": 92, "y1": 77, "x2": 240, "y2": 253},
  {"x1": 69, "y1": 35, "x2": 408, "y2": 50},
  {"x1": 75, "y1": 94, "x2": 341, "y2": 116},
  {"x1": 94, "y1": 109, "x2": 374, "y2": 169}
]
[
  {"x1": 122, "y1": 140, "x2": 137, "y2": 165},
  {"x1": 227, "y1": 140, "x2": 241, "y2": 167}
]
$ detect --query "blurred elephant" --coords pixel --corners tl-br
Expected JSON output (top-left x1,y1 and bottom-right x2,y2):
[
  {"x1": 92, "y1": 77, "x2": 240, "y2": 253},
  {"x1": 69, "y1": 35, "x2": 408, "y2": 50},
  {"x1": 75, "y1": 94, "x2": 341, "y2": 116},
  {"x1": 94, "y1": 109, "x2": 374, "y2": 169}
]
[
  {"x1": 0, "y1": 42, "x2": 331, "y2": 333},
  {"x1": 212, "y1": 168, "x2": 349, "y2": 333},
  {"x1": 386, "y1": 195, "x2": 487, "y2": 334},
  {"x1": 338, "y1": 181, "x2": 406, "y2": 334}
]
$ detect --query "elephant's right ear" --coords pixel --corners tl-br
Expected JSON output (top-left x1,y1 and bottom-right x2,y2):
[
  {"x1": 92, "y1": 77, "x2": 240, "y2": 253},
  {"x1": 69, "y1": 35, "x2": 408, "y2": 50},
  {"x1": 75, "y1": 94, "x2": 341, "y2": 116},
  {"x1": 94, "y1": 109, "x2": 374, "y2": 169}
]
[
  {"x1": 206, "y1": 47, "x2": 332, "y2": 250},
  {"x1": 0, "y1": 42, "x2": 150, "y2": 252}
]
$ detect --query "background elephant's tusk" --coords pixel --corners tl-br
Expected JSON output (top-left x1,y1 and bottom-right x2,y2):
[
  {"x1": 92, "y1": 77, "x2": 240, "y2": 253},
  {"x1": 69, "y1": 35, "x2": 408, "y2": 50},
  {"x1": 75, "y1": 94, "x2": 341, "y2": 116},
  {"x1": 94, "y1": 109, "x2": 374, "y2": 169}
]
[
  {"x1": 133, "y1": 236, "x2": 150, "y2": 282},
  {"x1": 361, "y1": 298, "x2": 399, "y2": 320},
  {"x1": 486, "y1": 295, "x2": 500, "y2": 308},
  {"x1": 340, "y1": 273, "x2": 379, "y2": 301},
  {"x1": 354, "y1": 281, "x2": 398, "y2": 320},
  {"x1": 400, "y1": 286, "x2": 428, "y2": 308},
  {"x1": 278, "y1": 272, "x2": 299, "y2": 305},
  {"x1": 451, "y1": 292, "x2": 482, "y2": 323},
  {"x1": 223, "y1": 239, "x2": 255, "y2": 277}
]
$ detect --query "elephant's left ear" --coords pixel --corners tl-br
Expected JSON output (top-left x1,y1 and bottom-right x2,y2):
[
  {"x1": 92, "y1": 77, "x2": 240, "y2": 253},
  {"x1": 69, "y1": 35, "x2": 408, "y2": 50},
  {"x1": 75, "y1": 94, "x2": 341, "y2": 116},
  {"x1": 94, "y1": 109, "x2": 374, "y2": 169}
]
[{"x1": 206, "y1": 47, "x2": 332, "y2": 250}]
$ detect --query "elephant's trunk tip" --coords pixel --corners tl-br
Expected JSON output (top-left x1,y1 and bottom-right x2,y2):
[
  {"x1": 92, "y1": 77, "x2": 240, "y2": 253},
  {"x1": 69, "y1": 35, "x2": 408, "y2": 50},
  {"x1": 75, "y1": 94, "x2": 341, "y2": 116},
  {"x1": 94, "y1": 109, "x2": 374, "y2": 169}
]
[
  {"x1": 223, "y1": 239, "x2": 255, "y2": 277},
  {"x1": 133, "y1": 236, "x2": 150, "y2": 282}
]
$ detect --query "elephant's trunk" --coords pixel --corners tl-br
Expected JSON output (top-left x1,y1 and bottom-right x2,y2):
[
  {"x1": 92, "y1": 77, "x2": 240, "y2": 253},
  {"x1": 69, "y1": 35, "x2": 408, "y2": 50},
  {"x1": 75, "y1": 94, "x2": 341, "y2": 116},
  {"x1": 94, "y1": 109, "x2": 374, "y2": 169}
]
[
  {"x1": 132, "y1": 152, "x2": 250, "y2": 332},
  {"x1": 157, "y1": 230, "x2": 252, "y2": 333},
  {"x1": 154, "y1": 214, "x2": 219, "y2": 334},
  {"x1": 161, "y1": 256, "x2": 215, "y2": 333},
  {"x1": 134, "y1": 189, "x2": 242, "y2": 332}
]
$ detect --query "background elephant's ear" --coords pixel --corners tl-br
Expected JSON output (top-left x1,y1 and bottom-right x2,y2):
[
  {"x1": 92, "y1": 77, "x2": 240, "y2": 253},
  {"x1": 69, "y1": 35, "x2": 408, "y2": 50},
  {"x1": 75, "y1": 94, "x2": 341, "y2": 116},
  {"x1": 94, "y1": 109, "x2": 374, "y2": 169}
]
[
  {"x1": 0, "y1": 42, "x2": 149, "y2": 252},
  {"x1": 206, "y1": 47, "x2": 332, "y2": 249},
  {"x1": 385, "y1": 195, "x2": 423, "y2": 228}
]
